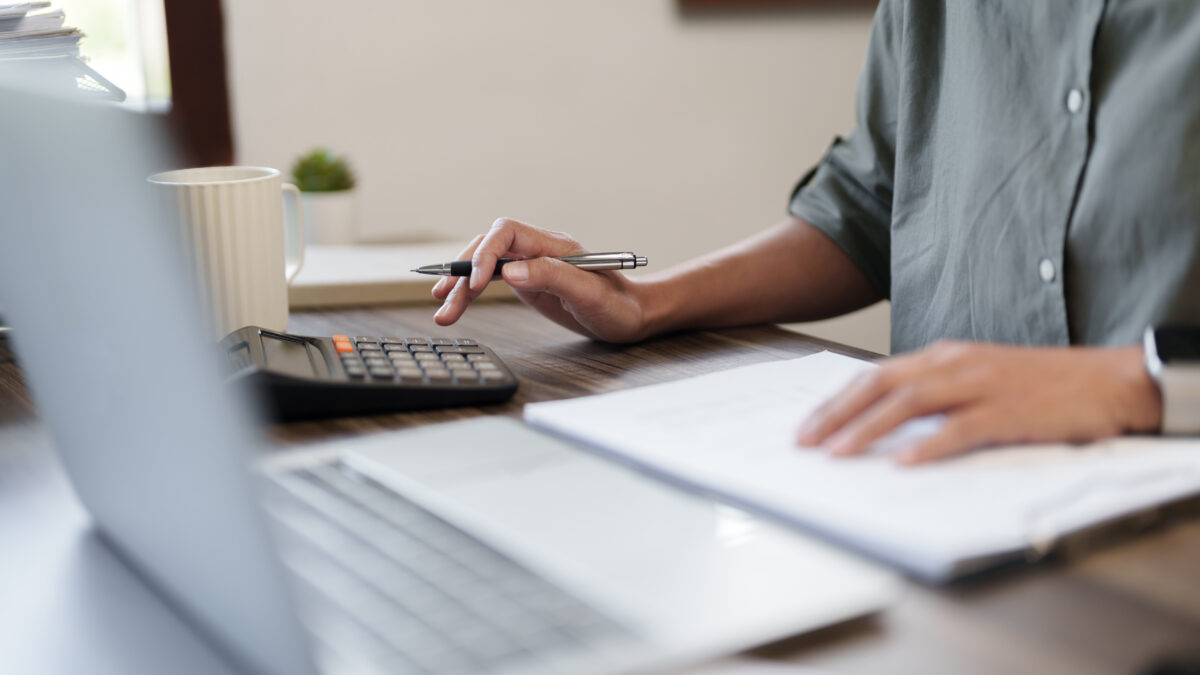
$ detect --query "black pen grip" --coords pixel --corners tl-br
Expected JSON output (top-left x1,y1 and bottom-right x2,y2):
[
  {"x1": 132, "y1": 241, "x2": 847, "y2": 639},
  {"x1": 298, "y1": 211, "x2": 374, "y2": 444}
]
[{"x1": 448, "y1": 258, "x2": 519, "y2": 277}]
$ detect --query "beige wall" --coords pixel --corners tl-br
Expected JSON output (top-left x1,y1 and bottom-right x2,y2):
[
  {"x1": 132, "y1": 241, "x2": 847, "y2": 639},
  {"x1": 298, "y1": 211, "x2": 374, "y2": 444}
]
[{"x1": 226, "y1": 1, "x2": 890, "y2": 354}]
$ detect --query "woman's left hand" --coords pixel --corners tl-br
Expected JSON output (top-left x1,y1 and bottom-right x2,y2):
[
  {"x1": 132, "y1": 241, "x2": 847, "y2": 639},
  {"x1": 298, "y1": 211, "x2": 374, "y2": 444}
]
[{"x1": 796, "y1": 341, "x2": 1163, "y2": 465}]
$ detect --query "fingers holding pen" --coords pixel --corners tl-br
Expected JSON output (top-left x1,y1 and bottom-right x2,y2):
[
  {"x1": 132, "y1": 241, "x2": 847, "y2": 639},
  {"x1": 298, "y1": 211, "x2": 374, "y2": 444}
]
[
  {"x1": 432, "y1": 233, "x2": 484, "y2": 300},
  {"x1": 434, "y1": 276, "x2": 479, "y2": 326},
  {"x1": 500, "y1": 256, "x2": 607, "y2": 311},
  {"x1": 470, "y1": 218, "x2": 588, "y2": 292},
  {"x1": 434, "y1": 218, "x2": 583, "y2": 325},
  {"x1": 432, "y1": 217, "x2": 607, "y2": 330}
]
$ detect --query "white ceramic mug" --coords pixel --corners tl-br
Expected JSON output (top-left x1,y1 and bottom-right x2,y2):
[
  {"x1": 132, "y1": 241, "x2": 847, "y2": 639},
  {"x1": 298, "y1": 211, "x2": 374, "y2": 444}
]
[{"x1": 149, "y1": 166, "x2": 305, "y2": 337}]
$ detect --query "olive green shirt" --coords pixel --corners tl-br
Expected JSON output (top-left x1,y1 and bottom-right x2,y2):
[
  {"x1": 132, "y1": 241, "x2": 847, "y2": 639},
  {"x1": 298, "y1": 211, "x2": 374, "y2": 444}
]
[{"x1": 788, "y1": 0, "x2": 1200, "y2": 353}]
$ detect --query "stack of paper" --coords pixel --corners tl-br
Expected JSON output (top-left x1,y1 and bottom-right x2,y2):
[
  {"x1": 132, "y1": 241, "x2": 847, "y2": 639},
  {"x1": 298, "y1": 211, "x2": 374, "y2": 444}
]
[
  {"x1": 0, "y1": 3, "x2": 79, "y2": 60},
  {"x1": 0, "y1": 2, "x2": 123, "y2": 100},
  {"x1": 525, "y1": 351, "x2": 1200, "y2": 582}
]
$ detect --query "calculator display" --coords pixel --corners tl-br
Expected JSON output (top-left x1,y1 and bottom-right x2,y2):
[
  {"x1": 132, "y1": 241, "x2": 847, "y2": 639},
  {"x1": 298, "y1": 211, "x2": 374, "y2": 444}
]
[{"x1": 261, "y1": 334, "x2": 318, "y2": 378}]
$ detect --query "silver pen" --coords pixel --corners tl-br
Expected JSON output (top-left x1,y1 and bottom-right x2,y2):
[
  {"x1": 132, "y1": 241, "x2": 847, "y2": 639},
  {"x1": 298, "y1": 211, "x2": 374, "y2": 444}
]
[{"x1": 412, "y1": 251, "x2": 648, "y2": 277}]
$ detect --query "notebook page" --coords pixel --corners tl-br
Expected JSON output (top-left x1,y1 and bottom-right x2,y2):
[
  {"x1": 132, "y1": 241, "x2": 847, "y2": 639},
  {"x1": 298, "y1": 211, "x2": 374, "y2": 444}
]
[{"x1": 524, "y1": 351, "x2": 1200, "y2": 581}]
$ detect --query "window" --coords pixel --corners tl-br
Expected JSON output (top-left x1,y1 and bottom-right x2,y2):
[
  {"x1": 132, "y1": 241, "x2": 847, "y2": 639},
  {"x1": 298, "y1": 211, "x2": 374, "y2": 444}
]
[{"x1": 55, "y1": 0, "x2": 233, "y2": 165}]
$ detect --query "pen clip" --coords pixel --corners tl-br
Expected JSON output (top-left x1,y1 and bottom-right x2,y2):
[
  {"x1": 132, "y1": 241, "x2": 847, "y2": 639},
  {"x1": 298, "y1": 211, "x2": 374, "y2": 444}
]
[
  {"x1": 557, "y1": 252, "x2": 636, "y2": 262},
  {"x1": 557, "y1": 252, "x2": 647, "y2": 269}
]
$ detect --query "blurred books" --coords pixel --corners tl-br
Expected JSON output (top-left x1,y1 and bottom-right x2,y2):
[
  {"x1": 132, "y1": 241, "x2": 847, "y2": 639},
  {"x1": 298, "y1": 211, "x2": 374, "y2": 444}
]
[{"x1": 0, "y1": 2, "x2": 125, "y2": 101}]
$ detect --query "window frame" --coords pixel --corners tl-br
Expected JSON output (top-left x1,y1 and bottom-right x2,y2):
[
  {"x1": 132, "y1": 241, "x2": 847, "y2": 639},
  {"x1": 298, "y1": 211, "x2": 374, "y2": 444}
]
[{"x1": 162, "y1": 0, "x2": 233, "y2": 166}]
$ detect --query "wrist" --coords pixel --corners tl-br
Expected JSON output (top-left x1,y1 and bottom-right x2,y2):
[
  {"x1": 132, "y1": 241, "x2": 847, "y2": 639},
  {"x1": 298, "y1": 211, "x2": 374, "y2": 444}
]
[
  {"x1": 1109, "y1": 345, "x2": 1163, "y2": 433},
  {"x1": 628, "y1": 276, "x2": 680, "y2": 341}
]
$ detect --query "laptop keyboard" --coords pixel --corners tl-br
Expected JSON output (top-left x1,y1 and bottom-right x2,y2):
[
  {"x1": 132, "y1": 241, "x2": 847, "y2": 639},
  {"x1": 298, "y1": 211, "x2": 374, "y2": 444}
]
[{"x1": 264, "y1": 463, "x2": 640, "y2": 675}]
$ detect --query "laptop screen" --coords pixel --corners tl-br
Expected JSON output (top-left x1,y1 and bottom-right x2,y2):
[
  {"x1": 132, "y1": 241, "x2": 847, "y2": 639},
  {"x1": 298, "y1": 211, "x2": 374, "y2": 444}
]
[{"x1": 0, "y1": 81, "x2": 316, "y2": 675}]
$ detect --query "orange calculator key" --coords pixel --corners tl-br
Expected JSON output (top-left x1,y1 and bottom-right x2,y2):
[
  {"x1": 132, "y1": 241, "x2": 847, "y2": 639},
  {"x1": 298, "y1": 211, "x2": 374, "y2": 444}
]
[{"x1": 332, "y1": 334, "x2": 349, "y2": 341}]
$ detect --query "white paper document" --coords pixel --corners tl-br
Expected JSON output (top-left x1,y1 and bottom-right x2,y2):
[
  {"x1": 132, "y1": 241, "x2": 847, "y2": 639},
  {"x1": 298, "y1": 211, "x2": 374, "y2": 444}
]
[{"x1": 524, "y1": 351, "x2": 1200, "y2": 581}]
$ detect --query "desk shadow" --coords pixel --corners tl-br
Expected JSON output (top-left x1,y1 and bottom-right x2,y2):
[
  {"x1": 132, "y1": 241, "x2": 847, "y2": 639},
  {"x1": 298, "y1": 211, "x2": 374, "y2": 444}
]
[
  {"x1": 534, "y1": 323, "x2": 836, "y2": 365},
  {"x1": 744, "y1": 612, "x2": 884, "y2": 660}
]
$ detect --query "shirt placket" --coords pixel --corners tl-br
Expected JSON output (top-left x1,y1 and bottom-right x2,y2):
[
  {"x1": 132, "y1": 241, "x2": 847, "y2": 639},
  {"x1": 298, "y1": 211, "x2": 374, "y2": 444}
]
[{"x1": 1041, "y1": 0, "x2": 1109, "y2": 345}]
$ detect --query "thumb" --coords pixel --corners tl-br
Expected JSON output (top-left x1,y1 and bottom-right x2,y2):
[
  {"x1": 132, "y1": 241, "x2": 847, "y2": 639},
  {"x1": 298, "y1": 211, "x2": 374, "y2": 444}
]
[{"x1": 501, "y1": 257, "x2": 609, "y2": 309}]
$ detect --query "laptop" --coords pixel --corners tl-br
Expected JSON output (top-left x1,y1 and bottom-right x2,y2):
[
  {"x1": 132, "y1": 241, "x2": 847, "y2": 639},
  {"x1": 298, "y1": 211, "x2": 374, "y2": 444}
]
[{"x1": 0, "y1": 83, "x2": 898, "y2": 675}]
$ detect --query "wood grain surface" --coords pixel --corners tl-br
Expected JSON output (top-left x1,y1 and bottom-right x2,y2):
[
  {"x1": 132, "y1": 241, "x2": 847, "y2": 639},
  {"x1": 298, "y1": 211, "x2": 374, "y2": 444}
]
[{"x1": 2, "y1": 302, "x2": 1198, "y2": 675}]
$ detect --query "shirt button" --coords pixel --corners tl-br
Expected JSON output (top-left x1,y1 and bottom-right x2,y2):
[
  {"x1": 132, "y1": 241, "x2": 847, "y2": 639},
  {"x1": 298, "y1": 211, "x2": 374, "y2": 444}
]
[
  {"x1": 1066, "y1": 88, "x2": 1085, "y2": 114},
  {"x1": 1038, "y1": 258, "x2": 1057, "y2": 283}
]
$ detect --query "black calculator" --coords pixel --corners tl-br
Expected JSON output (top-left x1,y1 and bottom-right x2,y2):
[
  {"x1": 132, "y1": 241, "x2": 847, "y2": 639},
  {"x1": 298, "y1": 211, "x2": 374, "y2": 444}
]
[{"x1": 221, "y1": 326, "x2": 518, "y2": 420}]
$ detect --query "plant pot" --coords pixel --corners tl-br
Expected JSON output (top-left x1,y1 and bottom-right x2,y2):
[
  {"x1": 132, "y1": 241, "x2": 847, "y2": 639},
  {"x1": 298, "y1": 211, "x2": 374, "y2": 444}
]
[{"x1": 302, "y1": 189, "x2": 358, "y2": 245}]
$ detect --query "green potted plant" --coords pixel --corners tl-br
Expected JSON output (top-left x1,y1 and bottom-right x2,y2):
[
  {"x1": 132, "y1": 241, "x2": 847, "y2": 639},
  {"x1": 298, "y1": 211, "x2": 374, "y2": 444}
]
[{"x1": 291, "y1": 148, "x2": 358, "y2": 244}]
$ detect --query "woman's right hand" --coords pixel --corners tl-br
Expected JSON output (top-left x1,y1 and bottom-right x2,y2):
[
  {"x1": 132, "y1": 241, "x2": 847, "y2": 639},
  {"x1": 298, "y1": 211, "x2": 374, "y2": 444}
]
[{"x1": 432, "y1": 218, "x2": 657, "y2": 343}]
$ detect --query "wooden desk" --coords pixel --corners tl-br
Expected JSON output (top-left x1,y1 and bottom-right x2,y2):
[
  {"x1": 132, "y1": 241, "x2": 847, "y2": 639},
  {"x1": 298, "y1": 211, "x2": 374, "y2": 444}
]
[{"x1": 2, "y1": 303, "x2": 1198, "y2": 675}]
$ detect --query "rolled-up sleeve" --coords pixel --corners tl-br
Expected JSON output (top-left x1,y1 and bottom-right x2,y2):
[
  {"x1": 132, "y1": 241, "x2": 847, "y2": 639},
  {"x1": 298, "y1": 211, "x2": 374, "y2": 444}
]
[{"x1": 788, "y1": 0, "x2": 899, "y2": 298}]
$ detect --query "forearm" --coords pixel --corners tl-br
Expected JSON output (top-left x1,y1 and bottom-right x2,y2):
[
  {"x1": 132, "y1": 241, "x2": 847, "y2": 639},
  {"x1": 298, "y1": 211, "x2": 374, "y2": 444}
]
[{"x1": 635, "y1": 216, "x2": 882, "y2": 337}]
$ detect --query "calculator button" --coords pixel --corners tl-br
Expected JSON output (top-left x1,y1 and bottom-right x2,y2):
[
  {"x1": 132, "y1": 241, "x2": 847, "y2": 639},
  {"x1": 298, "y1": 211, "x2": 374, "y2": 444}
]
[
  {"x1": 332, "y1": 334, "x2": 349, "y2": 341},
  {"x1": 455, "y1": 339, "x2": 478, "y2": 346},
  {"x1": 368, "y1": 367, "x2": 395, "y2": 379},
  {"x1": 389, "y1": 352, "x2": 415, "y2": 362},
  {"x1": 447, "y1": 360, "x2": 473, "y2": 370},
  {"x1": 433, "y1": 346, "x2": 468, "y2": 354},
  {"x1": 358, "y1": 349, "x2": 383, "y2": 357},
  {"x1": 414, "y1": 352, "x2": 440, "y2": 362},
  {"x1": 409, "y1": 345, "x2": 433, "y2": 353},
  {"x1": 363, "y1": 357, "x2": 389, "y2": 367},
  {"x1": 396, "y1": 367, "x2": 425, "y2": 379},
  {"x1": 425, "y1": 370, "x2": 452, "y2": 381},
  {"x1": 466, "y1": 353, "x2": 489, "y2": 362},
  {"x1": 354, "y1": 336, "x2": 376, "y2": 343},
  {"x1": 405, "y1": 338, "x2": 431, "y2": 345},
  {"x1": 430, "y1": 338, "x2": 454, "y2": 346},
  {"x1": 334, "y1": 341, "x2": 354, "y2": 354},
  {"x1": 440, "y1": 353, "x2": 466, "y2": 362},
  {"x1": 344, "y1": 367, "x2": 366, "y2": 379},
  {"x1": 382, "y1": 343, "x2": 407, "y2": 352},
  {"x1": 379, "y1": 337, "x2": 404, "y2": 344}
]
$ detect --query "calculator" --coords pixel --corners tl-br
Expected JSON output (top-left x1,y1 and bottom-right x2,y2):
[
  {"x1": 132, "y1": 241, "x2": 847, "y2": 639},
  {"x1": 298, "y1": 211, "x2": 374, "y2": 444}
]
[{"x1": 221, "y1": 326, "x2": 518, "y2": 420}]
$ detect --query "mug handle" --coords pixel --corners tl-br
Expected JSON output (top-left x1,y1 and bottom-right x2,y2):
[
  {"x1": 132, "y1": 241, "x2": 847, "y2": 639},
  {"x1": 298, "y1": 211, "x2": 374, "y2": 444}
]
[{"x1": 281, "y1": 183, "x2": 306, "y2": 284}]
